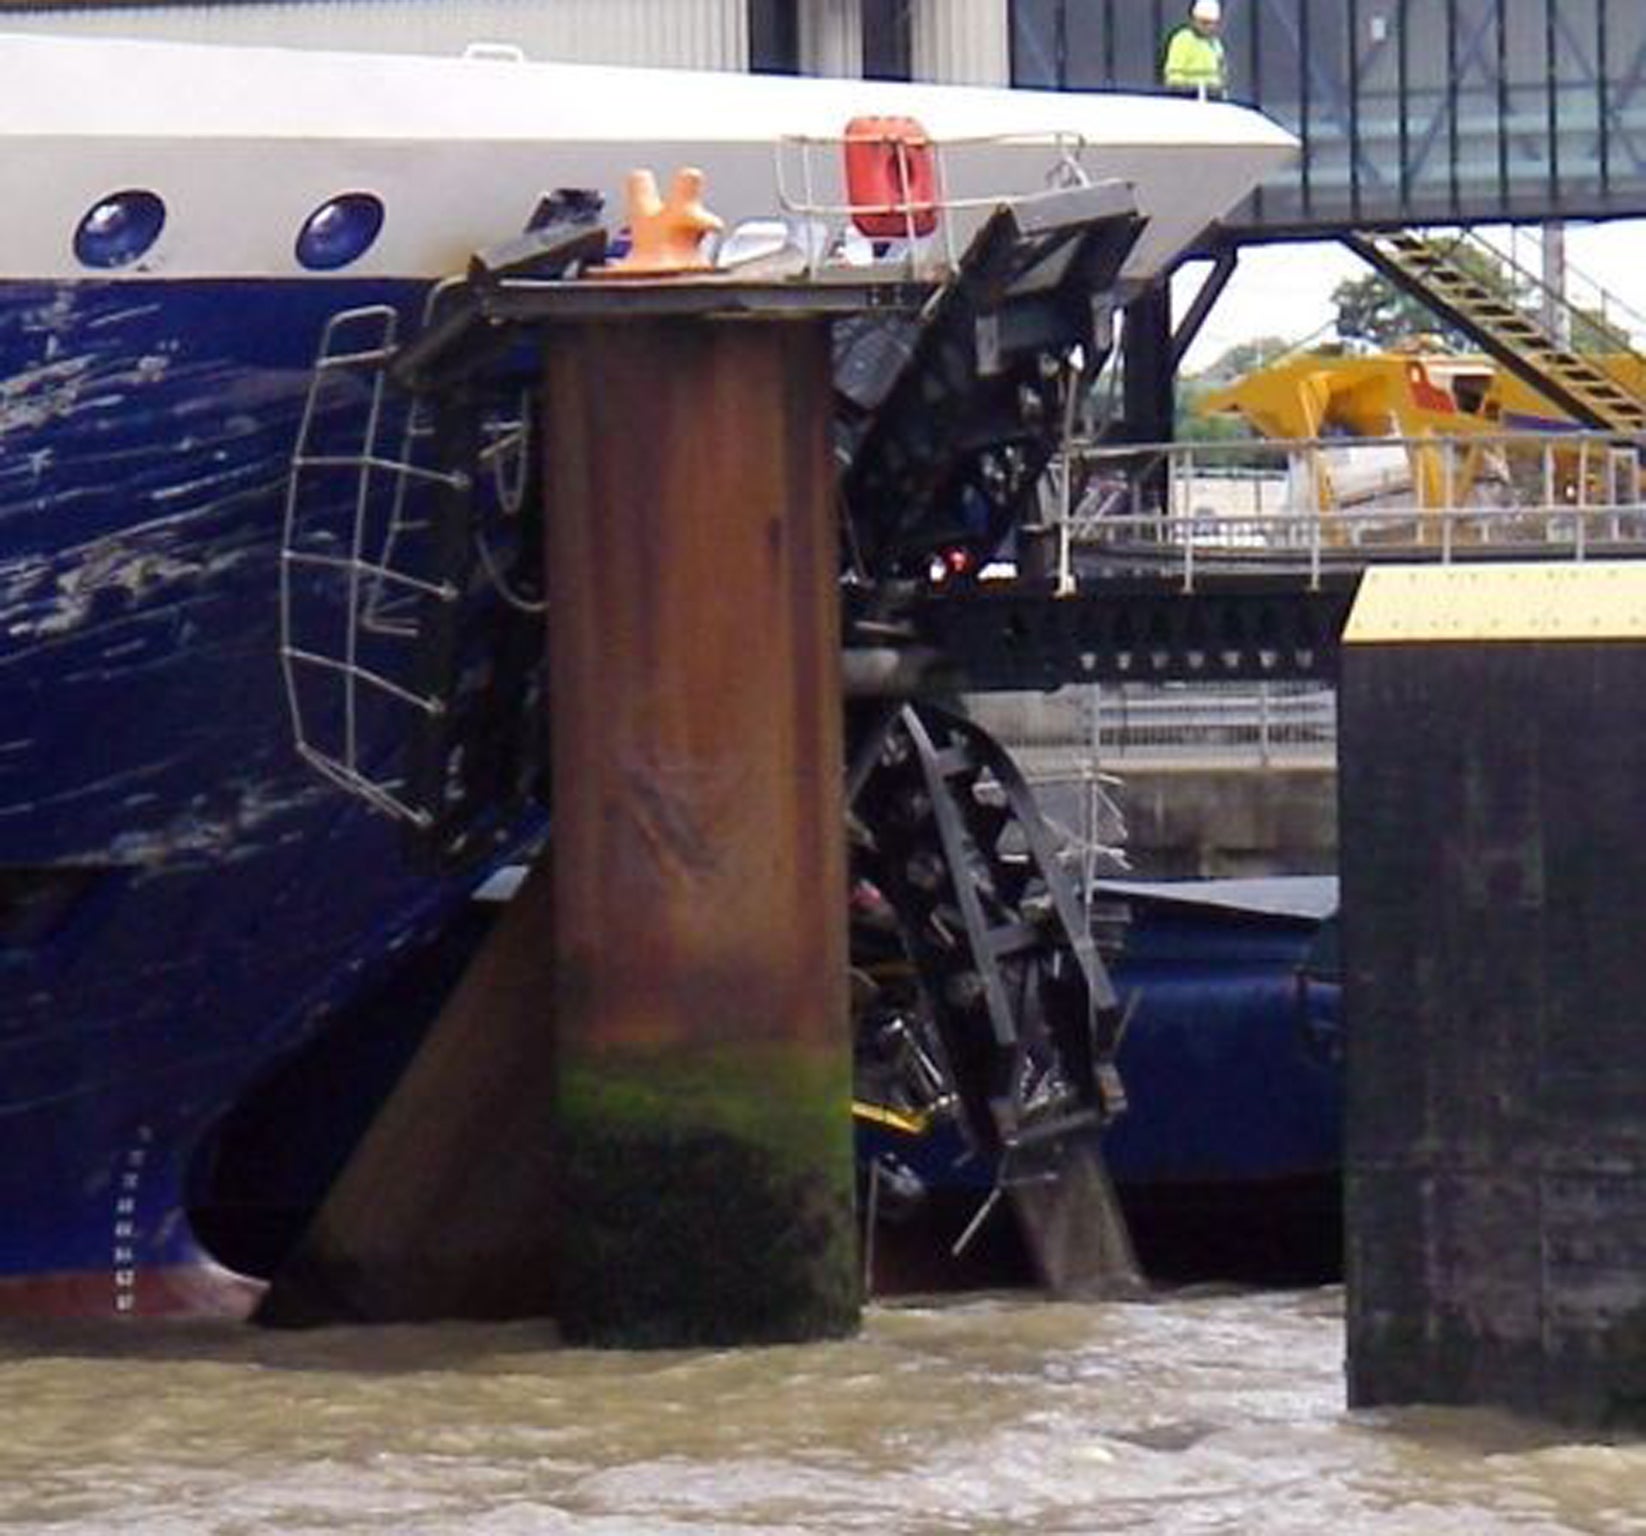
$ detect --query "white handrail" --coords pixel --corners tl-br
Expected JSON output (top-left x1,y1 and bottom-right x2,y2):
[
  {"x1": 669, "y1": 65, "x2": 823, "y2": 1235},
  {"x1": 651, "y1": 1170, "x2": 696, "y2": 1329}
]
[
  {"x1": 1051, "y1": 427, "x2": 1646, "y2": 593},
  {"x1": 772, "y1": 129, "x2": 1095, "y2": 277}
]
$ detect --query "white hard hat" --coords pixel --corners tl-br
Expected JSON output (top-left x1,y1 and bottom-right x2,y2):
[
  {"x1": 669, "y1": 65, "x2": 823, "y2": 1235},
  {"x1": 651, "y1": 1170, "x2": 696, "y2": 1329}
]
[{"x1": 1191, "y1": 0, "x2": 1222, "y2": 20}]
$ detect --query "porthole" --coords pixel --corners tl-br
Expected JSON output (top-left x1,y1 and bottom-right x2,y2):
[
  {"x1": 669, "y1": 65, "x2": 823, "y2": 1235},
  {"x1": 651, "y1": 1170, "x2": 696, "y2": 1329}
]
[
  {"x1": 296, "y1": 193, "x2": 385, "y2": 271},
  {"x1": 74, "y1": 190, "x2": 166, "y2": 269}
]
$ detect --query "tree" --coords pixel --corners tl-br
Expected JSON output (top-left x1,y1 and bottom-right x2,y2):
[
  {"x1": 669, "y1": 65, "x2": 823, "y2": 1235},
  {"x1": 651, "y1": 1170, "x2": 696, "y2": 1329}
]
[
  {"x1": 1333, "y1": 241, "x2": 1529, "y2": 350},
  {"x1": 1567, "y1": 304, "x2": 1631, "y2": 355},
  {"x1": 1332, "y1": 270, "x2": 1453, "y2": 348},
  {"x1": 1193, "y1": 334, "x2": 1297, "y2": 384}
]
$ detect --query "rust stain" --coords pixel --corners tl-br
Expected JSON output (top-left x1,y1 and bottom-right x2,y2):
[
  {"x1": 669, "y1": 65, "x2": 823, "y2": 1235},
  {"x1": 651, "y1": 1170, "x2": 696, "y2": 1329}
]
[{"x1": 544, "y1": 315, "x2": 847, "y2": 1057}]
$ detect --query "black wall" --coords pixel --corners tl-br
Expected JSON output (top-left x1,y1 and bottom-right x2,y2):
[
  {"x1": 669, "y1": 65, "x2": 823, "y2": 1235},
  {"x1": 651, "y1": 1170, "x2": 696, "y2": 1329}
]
[{"x1": 1340, "y1": 636, "x2": 1646, "y2": 1427}]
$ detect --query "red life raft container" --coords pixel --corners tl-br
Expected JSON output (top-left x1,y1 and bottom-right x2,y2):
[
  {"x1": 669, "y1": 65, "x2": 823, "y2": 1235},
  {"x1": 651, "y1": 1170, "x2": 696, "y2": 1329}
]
[{"x1": 844, "y1": 116, "x2": 938, "y2": 238}]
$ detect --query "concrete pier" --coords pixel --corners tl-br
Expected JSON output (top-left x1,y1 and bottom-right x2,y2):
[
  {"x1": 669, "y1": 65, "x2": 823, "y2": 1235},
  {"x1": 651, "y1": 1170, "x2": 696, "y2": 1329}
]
[
  {"x1": 1340, "y1": 564, "x2": 1646, "y2": 1428},
  {"x1": 542, "y1": 301, "x2": 857, "y2": 1346}
]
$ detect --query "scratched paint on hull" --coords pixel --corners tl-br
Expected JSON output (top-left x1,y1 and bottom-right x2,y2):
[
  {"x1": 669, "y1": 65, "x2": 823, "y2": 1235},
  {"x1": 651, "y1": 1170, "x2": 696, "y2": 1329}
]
[{"x1": 0, "y1": 278, "x2": 527, "y2": 1313}]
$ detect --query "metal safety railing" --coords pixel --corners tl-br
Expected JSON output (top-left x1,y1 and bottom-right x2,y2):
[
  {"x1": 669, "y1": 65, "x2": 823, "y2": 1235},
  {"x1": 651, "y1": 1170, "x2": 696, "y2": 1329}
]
[
  {"x1": 1085, "y1": 683, "x2": 1337, "y2": 765},
  {"x1": 771, "y1": 129, "x2": 1097, "y2": 278},
  {"x1": 1053, "y1": 427, "x2": 1646, "y2": 592},
  {"x1": 1490, "y1": 224, "x2": 1646, "y2": 356},
  {"x1": 982, "y1": 682, "x2": 1338, "y2": 772}
]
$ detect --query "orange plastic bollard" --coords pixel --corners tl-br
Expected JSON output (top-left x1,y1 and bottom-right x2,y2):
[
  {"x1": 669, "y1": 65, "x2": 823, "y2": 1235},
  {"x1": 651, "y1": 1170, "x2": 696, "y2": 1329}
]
[
  {"x1": 607, "y1": 166, "x2": 725, "y2": 276},
  {"x1": 844, "y1": 116, "x2": 938, "y2": 239}
]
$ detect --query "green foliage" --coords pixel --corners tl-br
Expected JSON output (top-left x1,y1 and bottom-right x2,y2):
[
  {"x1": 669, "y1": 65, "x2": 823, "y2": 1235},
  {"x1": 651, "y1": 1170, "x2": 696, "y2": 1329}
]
[
  {"x1": 1333, "y1": 241, "x2": 1530, "y2": 350},
  {"x1": 1193, "y1": 334, "x2": 1296, "y2": 384},
  {"x1": 1569, "y1": 304, "x2": 1631, "y2": 354},
  {"x1": 1332, "y1": 269, "x2": 1455, "y2": 348}
]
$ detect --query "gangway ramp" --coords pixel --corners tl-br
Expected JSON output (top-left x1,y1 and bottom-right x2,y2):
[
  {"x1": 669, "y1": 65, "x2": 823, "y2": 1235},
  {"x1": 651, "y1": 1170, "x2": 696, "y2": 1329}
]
[{"x1": 1013, "y1": 0, "x2": 1646, "y2": 238}]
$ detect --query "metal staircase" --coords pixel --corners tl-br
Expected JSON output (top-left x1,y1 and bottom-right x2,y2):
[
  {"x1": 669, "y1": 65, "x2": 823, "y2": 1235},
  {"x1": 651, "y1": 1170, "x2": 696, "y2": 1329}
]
[{"x1": 1343, "y1": 228, "x2": 1646, "y2": 435}]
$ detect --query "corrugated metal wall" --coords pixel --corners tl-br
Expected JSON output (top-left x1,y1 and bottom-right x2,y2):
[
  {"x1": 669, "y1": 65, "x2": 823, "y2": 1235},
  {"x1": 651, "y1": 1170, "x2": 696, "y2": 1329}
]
[
  {"x1": 0, "y1": 0, "x2": 748, "y2": 69},
  {"x1": 799, "y1": 0, "x2": 862, "y2": 78},
  {"x1": 0, "y1": 1, "x2": 1028, "y2": 85},
  {"x1": 910, "y1": 0, "x2": 1009, "y2": 85}
]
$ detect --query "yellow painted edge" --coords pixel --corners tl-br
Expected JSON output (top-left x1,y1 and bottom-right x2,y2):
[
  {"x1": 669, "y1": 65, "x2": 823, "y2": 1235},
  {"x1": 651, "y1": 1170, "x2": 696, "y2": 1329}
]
[
  {"x1": 851, "y1": 1100, "x2": 930, "y2": 1136},
  {"x1": 1345, "y1": 562, "x2": 1646, "y2": 644}
]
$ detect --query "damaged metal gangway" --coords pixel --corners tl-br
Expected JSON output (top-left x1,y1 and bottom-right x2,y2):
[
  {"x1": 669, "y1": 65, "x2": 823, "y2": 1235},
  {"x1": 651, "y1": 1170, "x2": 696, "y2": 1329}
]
[
  {"x1": 276, "y1": 177, "x2": 1150, "y2": 1295},
  {"x1": 849, "y1": 701, "x2": 1136, "y2": 1293}
]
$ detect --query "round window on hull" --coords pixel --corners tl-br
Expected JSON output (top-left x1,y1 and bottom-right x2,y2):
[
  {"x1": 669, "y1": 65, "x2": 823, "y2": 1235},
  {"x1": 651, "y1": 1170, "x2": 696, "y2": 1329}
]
[
  {"x1": 296, "y1": 193, "x2": 386, "y2": 271},
  {"x1": 74, "y1": 190, "x2": 167, "y2": 269}
]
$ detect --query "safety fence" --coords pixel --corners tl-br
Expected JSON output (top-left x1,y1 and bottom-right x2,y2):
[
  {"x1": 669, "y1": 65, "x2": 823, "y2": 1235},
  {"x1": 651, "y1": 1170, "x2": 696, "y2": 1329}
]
[
  {"x1": 1054, "y1": 427, "x2": 1646, "y2": 591},
  {"x1": 975, "y1": 681, "x2": 1338, "y2": 768}
]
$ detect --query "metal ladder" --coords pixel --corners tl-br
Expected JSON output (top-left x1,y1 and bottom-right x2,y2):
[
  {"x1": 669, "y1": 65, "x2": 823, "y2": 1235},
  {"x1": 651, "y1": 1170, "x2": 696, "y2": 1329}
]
[
  {"x1": 279, "y1": 294, "x2": 545, "y2": 861},
  {"x1": 1345, "y1": 228, "x2": 1646, "y2": 434},
  {"x1": 279, "y1": 305, "x2": 461, "y2": 829}
]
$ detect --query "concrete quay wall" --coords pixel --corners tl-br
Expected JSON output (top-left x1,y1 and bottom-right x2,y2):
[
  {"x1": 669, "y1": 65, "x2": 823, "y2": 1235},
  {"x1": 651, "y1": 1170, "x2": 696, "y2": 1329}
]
[{"x1": 1113, "y1": 761, "x2": 1338, "y2": 879}]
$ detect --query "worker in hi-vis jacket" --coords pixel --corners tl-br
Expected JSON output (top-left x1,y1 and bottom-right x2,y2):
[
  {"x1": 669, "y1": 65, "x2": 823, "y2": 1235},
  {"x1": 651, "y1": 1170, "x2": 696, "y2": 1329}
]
[{"x1": 1163, "y1": 0, "x2": 1228, "y2": 99}]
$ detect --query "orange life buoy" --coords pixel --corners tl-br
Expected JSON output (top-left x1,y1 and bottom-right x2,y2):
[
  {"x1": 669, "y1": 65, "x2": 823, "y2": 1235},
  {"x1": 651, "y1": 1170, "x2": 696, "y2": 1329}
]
[{"x1": 844, "y1": 116, "x2": 938, "y2": 239}]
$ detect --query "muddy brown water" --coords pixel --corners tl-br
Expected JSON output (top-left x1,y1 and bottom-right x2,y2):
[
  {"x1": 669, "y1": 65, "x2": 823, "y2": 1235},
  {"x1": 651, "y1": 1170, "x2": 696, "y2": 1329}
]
[{"x1": 1, "y1": 1288, "x2": 1642, "y2": 1533}]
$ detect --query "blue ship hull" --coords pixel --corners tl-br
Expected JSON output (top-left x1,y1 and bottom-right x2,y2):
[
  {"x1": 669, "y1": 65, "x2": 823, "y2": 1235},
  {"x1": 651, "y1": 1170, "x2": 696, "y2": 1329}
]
[
  {"x1": 858, "y1": 882, "x2": 1344, "y2": 1290},
  {"x1": 0, "y1": 277, "x2": 509, "y2": 1316}
]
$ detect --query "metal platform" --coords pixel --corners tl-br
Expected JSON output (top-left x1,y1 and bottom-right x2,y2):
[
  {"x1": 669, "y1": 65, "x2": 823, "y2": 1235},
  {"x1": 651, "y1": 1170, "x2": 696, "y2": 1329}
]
[{"x1": 894, "y1": 422, "x2": 1646, "y2": 694}]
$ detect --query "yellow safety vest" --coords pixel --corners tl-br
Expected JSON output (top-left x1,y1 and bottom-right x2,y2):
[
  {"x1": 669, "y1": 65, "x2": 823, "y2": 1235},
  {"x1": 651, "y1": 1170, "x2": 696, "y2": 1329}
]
[{"x1": 1163, "y1": 28, "x2": 1226, "y2": 93}]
